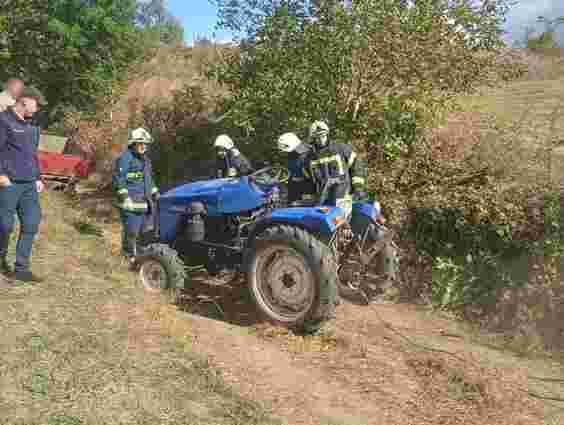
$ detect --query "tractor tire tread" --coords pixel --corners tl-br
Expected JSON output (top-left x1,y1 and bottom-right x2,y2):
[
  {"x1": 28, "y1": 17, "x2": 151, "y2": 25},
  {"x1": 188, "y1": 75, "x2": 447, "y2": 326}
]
[
  {"x1": 248, "y1": 224, "x2": 338, "y2": 332},
  {"x1": 136, "y1": 243, "x2": 187, "y2": 290}
]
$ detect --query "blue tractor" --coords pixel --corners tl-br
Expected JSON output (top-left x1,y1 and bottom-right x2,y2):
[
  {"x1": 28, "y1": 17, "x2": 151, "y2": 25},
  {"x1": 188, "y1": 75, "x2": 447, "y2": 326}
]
[{"x1": 134, "y1": 167, "x2": 398, "y2": 332}]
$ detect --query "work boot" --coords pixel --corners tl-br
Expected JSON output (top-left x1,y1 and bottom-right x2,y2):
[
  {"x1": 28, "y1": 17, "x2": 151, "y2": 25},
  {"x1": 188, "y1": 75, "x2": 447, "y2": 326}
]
[
  {"x1": 7, "y1": 270, "x2": 44, "y2": 284},
  {"x1": 124, "y1": 234, "x2": 139, "y2": 270}
]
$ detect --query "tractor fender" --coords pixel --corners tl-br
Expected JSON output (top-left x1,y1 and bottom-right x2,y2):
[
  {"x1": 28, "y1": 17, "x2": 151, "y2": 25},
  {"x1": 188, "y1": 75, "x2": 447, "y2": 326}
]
[
  {"x1": 242, "y1": 218, "x2": 311, "y2": 269},
  {"x1": 245, "y1": 205, "x2": 344, "y2": 254}
]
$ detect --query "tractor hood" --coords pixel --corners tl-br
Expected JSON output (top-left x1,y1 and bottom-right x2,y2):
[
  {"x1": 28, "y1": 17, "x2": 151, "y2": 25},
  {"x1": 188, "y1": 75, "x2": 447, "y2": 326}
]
[{"x1": 160, "y1": 176, "x2": 268, "y2": 215}]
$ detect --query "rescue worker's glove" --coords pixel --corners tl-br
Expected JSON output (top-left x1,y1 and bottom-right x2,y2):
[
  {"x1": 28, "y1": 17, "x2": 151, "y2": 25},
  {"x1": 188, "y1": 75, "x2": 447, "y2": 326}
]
[
  {"x1": 122, "y1": 197, "x2": 135, "y2": 210},
  {"x1": 353, "y1": 191, "x2": 369, "y2": 202},
  {"x1": 269, "y1": 187, "x2": 280, "y2": 204},
  {"x1": 117, "y1": 192, "x2": 129, "y2": 206}
]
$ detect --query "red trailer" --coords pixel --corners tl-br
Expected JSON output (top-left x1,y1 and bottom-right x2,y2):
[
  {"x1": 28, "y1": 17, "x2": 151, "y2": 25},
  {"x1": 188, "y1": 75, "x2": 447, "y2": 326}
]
[{"x1": 37, "y1": 134, "x2": 94, "y2": 193}]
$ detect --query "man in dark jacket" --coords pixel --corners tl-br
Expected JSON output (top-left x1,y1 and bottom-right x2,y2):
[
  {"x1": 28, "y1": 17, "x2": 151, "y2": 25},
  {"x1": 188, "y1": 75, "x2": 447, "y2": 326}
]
[
  {"x1": 213, "y1": 134, "x2": 254, "y2": 178},
  {"x1": 112, "y1": 128, "x2": 159, "y2": 261},
  {"x1": 0, "y1": 87, "x2": 47, "y2": 283}
]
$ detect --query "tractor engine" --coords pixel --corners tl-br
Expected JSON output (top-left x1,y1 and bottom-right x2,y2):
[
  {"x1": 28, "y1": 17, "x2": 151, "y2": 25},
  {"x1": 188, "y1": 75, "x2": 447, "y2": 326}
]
[
  {"x1": 183, "y1": 202, "x2": 206, "y2": 242},
  {"x1": 176, "y1": 201, "x2": 242, "y2": 273},
  {"x1": 180, "y1": 202, "x2": 239, "y2": 244}
]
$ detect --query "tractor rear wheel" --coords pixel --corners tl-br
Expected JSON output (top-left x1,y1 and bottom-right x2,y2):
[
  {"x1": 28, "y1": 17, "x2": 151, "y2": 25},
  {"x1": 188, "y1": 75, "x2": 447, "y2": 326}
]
[{"x1": 246, "y1": 225, "x2": 338, "y2": 333}]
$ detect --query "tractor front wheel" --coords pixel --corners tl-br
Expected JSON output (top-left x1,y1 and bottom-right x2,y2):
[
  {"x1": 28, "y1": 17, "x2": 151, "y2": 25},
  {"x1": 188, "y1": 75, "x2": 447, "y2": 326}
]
[
  {"x1": 360, "y1": 240, "x2": 399, "y2": 299},
  {"x1": 134, "y1": 244, "x2": 187, "y2": 293},
  {"x1": 246, "y1": 225, "x2": 338, "y2": 333}
]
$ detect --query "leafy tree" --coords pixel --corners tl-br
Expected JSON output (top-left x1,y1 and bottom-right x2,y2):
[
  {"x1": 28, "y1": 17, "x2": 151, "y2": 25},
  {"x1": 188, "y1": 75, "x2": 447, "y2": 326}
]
[
  {"x1": 137, "y1": 0, "x2": 169, "y2": 26},
  {"x1": 0, "y1": 0, "x2": 54, "y2": 84},
  {"x1": 209, "y1": 0, "x2": 516, "y2": 159},
  {"x1": 0, "y1": 0, "x2": 185, "y2": 122},
  {"x1": 136, "y1": 0, "x2": 185, "y2": 46},
  {"x1": 212, "y1": 0, "x2": 309, "y2": 40},
  {"x1": 0, "y1": 0, "x2": 145, "y2": 119},
  {"x1": 46, "y1": 0, "x2": 142, "y2": 109},
  {"x1": 526, "y1": 16, "x2": 564, "y2": 49}
]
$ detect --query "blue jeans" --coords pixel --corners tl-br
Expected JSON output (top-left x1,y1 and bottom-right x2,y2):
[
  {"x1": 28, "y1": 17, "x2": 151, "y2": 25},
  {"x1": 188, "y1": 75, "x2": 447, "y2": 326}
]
[{"x1": 0, "y1": 182, "x2": 42, "y2": 272}]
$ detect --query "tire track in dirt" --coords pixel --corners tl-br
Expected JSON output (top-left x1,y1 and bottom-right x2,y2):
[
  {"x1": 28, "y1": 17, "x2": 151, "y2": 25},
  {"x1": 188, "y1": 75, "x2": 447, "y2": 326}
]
[
  {"x1": 185, "y1": 311, "x2": 415, "y2": 425},
  {"x1": 180, "y1": 299, "x2": 550, "y2": 425}
]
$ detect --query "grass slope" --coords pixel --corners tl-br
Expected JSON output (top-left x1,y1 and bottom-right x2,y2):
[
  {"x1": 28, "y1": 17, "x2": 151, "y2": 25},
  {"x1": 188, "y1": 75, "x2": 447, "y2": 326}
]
[
  {"x1": 0, "y1": 191, "x2": 281, "y2": 425},
  {"x1": 458, "y1": 76, "x2": 564, "y2": 185}
]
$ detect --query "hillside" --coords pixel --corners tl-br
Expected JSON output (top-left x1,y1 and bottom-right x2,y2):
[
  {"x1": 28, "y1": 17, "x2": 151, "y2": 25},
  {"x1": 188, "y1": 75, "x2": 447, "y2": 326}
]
[
  {"x1": 459, "y1": 71, "x2": 564, "y2": 184},
  {"x1": 9, "y1": 46, "x2": 564, "y2": 424},
  {"x1": 116, "y1": 45, "x2": 226, "y2": 128},
  {"x1": 1, "y1": 186, "x2": 563, "y2": 423}
]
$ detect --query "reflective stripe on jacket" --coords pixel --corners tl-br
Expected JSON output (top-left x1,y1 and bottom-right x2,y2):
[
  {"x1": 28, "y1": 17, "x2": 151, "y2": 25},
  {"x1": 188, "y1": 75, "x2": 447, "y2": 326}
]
[
  {"x1": 303, "y1": 142, "x2": 367, "y2": 199},
  {"x1": 112, "y1": 148, "x2": 158, "y2": 212}
]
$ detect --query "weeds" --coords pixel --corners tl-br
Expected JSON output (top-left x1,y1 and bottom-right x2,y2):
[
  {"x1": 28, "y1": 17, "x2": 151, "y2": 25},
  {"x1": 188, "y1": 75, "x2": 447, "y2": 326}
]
[
  {"x1": 47, "y1": 415, "x2": 83, "y2": 425},
  {"x1": 28, "y1": 367, "x2": 50, "y2": 400},
  {"x1": 447, "y1": 367, "x2": 486, "y2": 401},
  {"x1": 253, "y1": 324, "x2": 339, "y2": 353}
]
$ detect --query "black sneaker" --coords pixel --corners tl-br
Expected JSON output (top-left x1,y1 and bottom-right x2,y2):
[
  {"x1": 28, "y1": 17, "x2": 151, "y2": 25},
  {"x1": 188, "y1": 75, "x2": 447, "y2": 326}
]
[
  {"x1": 7, "y1": 270, "x2": 44, "y2": 284},
  {"x1": 0, "y1": 258, "x2": 12, "y2": 275}
]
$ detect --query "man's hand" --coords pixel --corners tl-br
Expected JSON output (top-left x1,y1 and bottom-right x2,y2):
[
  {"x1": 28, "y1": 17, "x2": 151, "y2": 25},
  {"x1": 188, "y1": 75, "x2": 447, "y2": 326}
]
[
  {"x1": 0, "y1": 175, "x2": 12, "y2": 187},
  {"x1": 353, "y1": 191, "x2": 368, "y2": 202},
  {"x1": 36, "y1": 180, "x2": 45, "y2": 193},
  {"x1": 152, "y1": 191, "x2": 160, "y2": 201},
  {"x1": 117, "y1": 192, "x2": 128, "y2": 202}
]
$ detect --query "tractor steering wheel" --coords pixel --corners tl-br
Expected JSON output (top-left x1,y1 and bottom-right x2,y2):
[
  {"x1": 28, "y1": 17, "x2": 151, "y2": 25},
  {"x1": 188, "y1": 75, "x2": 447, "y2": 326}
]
[
  {"x1": 249, "y1": 166, "x2": 274, "y2": 179},
  {"x1": 248, "y1": 166, "x2": 288, "y2": 185}
]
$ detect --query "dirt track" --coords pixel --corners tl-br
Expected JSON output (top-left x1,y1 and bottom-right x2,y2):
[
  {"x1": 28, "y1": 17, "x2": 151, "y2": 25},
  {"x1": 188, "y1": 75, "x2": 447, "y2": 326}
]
[{"x1": 114, "y1": 271, "x2": 562, "y2": 425}]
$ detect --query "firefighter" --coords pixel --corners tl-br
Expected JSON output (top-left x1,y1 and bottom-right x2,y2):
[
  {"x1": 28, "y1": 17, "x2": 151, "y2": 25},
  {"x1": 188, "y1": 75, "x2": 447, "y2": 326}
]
[
  {"x1": 213, "y1": 134, "x2": 253, "y2": 178},
  {"x1": 276, "y1": 132, "x2": 316, "y2": 205},
  {"x1": 306, "y1": 121, "x2": 398, "y2": 302},
  {"x1": 304, "y1": 120, "x2": 367, "y2": 214},
  {"x1": 112, "y1": 128, "x2": 159, "y2": 261}
]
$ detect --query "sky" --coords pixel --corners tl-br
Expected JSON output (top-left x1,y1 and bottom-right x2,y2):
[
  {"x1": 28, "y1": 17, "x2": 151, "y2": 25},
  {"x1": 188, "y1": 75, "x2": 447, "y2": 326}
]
[
  {"x1": 504, "y1": 0, "x2": 564, "y2": 45},
  {"x1": 169, "y1": 0, "x2": 564, "y2": 47},
  {"x1": 167, "y1": 0, "x2": 232, "y2": 45}
]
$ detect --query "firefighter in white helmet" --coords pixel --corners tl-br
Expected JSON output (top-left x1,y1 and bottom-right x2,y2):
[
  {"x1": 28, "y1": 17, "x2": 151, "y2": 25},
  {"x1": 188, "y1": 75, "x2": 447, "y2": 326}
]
[
  {"x1": 112, "y1": 127, "x2": 159, "y2": 261},
  {"x1": 276, "y1": 132, "x2": 315, "y2": 205},
  {"x1": 213, "y1": 134, "x2": 253, "y2": 178},
  {"x1": 304, "y1": 120, "x2": 367, "y2": 213}
]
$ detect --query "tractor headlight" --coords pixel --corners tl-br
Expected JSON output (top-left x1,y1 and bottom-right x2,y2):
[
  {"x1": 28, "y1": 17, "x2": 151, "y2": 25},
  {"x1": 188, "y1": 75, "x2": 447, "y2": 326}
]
[{"x1": 332, "y1": 214, "x2": 346, "y2": 227}]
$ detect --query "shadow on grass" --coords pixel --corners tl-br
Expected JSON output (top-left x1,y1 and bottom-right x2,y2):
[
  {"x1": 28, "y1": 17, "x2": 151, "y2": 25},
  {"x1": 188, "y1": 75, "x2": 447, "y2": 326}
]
[{"x1": 175, "y1": 271, "x2": 262, "y2": 328}]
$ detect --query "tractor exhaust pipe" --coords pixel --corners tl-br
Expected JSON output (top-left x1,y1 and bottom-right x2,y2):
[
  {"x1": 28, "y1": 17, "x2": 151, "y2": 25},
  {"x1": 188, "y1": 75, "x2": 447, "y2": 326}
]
[
  {"x1": 152, "y1": 198, "x2": 160, "y2": 240},
  {"x1": 153, "y1": 199, "x2": 161, "y2": 240}
]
